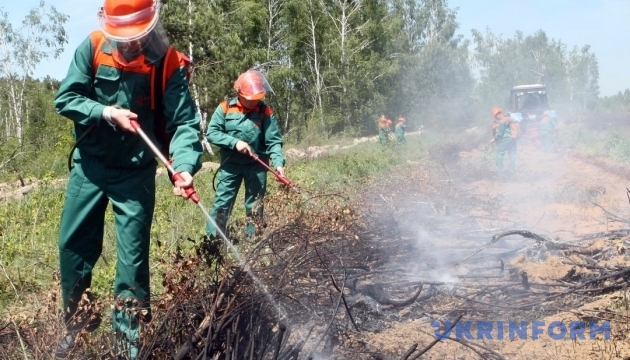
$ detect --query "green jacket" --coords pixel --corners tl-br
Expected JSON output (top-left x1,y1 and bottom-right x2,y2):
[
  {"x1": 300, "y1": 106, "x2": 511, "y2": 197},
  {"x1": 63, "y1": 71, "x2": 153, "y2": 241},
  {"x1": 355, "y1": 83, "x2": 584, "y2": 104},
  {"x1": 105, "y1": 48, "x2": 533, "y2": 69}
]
[
  {"x1": 493, "y1": 119, "x2": 513, "y2": 142},
  {"x1": 539, "y1": 117, "x2": 557, "y2": 135},
  {"x1": 395, "y1": 123, "x2": 407, "y2": 136},
  {"x1": 54, "y1": 31, "x2": 202, "y2": 174},
  {"x1": 207, "y1": 97, "x2": 285, "y2": 169}
]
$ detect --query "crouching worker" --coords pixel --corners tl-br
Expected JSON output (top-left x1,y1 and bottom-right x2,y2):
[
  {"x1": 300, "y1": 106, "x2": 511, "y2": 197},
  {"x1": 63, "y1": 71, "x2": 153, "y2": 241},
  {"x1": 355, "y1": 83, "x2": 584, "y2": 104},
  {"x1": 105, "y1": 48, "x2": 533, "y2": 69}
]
[
  {"x1": 490, "y1": 107, "x2": 519, "y2": 173},
  {"x1": 53, "y1": 0, "x2": 203, "y2": 358},
  {"x1": 205, "y1": 69, "x2": 286, "y2": 241}
]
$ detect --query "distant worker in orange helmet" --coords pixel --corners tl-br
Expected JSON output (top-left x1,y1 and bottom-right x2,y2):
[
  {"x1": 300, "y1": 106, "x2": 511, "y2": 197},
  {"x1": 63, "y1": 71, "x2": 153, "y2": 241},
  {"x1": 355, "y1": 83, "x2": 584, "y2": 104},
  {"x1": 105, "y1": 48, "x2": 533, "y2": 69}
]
[
  {"x1": 205, "y1": 69, "x2": 286, "y2": 241},
  {"x1": 490, "y1": 107, "x2": 519, "y2": 172},
  {"x1": 53, "y1": 0, "x2": 203, "y2": 358},
  {"x1": 377, "y1": 114, "x2": 390, "y2": 146},
  {"x1": 395, "y1": 116, "x2": 408, "y2": 146}
]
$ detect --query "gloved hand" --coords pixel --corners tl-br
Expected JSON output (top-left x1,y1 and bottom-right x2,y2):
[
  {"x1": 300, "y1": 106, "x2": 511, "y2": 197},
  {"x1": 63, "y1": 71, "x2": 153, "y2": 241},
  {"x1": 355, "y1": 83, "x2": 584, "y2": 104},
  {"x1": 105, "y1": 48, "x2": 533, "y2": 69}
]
[
  {"x1": 276, "y1": 166, "x2": 286, "y2": 180},
  {"x1": 172, "y1": 172, "x2": 194, "y2": 199},
  {"x1": 235, "y1": 140, "x2": 253, "y2": 156},
  {"x1": 102, "y1": 106, "x2": 138, "y2": 133}
]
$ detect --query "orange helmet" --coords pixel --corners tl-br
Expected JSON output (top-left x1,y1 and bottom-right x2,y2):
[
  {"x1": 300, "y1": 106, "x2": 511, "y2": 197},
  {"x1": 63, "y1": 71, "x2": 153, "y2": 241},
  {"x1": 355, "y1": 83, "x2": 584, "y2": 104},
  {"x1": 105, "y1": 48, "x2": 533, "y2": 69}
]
[
  {"x1": 491, "y1": 107, "x2": 502, "y2": 118},
  {"x1": 98, "y1": 0, "x2": 160, "y2": 41},
  {"x1": 398, "y1": 116, "x2": 405, "y2": 123},
  {"x1": 234, "y1": 69, "x2": 273, "y2": 101}
]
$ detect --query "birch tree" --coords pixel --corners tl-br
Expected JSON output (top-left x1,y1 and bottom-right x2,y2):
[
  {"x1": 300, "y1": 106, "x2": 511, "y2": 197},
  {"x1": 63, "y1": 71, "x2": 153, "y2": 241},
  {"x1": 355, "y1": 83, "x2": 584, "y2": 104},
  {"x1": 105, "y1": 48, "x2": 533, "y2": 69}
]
[
  {"x1": 0, "y1": 1, "x2": 68, "y2": 146},
  {"x1": 186, "y1": 0, "x2": 214, "y2": 155},
  {"x1": 319, "y1": 0, "x2": 374, "y2": 129},
  {"x1": 565, "y1": 45, "x2": 599, "y2": 111},
  {"x1": 265, "y1": 0, "x2": 287, "y2": 60},
  {"x1": 472, "y1": 29, "x2": 597, "y2": 111},
  {"x1": 418, "y1": 0, "x2": 458, "y2": 45},
  {"x1": 300, "y1": 0, "x2": 326, "y2": 134}
]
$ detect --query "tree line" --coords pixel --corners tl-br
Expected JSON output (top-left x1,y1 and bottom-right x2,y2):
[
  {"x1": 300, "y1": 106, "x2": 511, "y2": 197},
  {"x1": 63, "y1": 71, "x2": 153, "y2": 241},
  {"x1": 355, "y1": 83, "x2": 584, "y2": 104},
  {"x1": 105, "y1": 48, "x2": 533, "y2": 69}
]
[
  {"x1": 0, "y1": 0, "x2": 626, "y2": 178},
  {"x1": 159, "y1": 0, "x2": 607, "y2": 140}
]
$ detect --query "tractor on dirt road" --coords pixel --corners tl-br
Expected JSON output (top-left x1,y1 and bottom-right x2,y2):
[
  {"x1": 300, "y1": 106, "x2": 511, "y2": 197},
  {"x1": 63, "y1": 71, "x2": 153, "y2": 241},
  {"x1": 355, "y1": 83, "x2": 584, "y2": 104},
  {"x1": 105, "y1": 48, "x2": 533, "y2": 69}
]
[{"x1": 509, "y1": 84, "x2": 552, "y2": 145}]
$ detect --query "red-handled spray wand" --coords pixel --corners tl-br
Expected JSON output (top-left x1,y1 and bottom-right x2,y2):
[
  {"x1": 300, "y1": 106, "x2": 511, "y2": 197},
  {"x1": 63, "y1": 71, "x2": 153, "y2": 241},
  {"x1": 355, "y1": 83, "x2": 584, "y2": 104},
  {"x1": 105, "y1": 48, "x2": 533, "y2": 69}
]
[
  {"x1": 130, "y1": 119, "x2": 289, "y2": 322},
  {"x1": 130, "y1": 119, "x2": 200, "y2": 203},
  {"x1": 129, "y1": 119, "x2": 229, "y2": 256},
  {"x1": 248, "y1": 153, "x2": 295, "y2": 189},
  {"x1": 248, "y1": 153, "x2": 320, "y2": 207}
]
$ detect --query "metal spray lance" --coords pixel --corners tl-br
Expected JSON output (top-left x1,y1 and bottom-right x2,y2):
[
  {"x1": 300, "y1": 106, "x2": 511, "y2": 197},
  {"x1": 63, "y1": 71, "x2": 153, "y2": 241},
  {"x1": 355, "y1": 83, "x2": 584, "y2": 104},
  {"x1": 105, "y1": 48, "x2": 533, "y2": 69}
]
[
  {"x1": 247, "y1": 153, "x2": 318, "y2": 205},
  {"x1": 130, "y1": 119, "x2": 289, "y2": 322},
  {"x1": 129, "y1": 119, "x2": 223, "y2": 239},
  {"x1": 248, "y1": 153, "x2": 295, "y2": 188}
]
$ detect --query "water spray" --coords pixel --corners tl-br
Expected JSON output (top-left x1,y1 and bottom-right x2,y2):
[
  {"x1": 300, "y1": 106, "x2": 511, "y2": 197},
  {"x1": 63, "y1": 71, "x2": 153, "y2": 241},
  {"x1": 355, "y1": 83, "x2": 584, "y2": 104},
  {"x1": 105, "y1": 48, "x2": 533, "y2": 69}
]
[{"x1": 130, "y1": 120, "x2": 288, "y2": 321}]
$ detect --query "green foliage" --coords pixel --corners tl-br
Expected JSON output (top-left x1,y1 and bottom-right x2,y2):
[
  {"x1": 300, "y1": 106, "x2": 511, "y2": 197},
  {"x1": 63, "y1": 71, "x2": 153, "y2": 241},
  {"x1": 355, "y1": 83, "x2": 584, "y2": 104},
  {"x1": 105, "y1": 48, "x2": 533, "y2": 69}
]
[
  {"x1": 0, "y1": 133, "x2": 433, "y2": 308},
  {"x1": 0, "y1": 1, "x2": 616, "y2": 181},
  {"x1": 471, "y1": 29, "x2": 600, "y2": 118},
  {"x1": 160, "y1": 0, "x2": 475, "y2": 139},
  {"x1": 0, "y1": 1, "x2": 68, "y2": 149},
  {"x1": 600, "y1": 89, "x2": 630, "y2": 109},
  {"x1": 0, "y1": 81, "x2": 73, "y2": 182}
]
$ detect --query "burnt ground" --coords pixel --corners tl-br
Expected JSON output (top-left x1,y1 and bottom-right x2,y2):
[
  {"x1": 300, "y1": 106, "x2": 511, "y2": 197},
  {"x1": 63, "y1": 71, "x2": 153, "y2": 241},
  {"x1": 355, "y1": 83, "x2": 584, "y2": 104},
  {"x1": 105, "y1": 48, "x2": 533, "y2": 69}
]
[
  {"x1": 136, "y1": 141, "x2": 630, "y2": 360},
  {"x1": 317, "y1": 142, "x2": 630, "y2": 359},
  {"x1": 3, "y1": 138, "x2": 630, "y2": 360}
]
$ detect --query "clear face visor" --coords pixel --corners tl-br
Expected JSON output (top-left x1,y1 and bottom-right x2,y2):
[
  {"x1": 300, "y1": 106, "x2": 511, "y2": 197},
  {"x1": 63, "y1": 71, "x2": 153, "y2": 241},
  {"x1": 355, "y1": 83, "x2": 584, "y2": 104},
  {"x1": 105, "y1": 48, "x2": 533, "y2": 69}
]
[
  {"x1": 98, "y1": 2, "x2": 169, "y2": 65},
  {"x1": 235, "y1": 70, "x2": 275, "y2": 100}
]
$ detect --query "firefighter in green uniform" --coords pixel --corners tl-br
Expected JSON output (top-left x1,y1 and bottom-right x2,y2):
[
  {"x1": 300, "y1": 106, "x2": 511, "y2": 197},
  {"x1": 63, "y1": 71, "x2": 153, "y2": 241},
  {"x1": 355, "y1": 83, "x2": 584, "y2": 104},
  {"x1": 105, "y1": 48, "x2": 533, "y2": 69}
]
[
  {"x1": 395, "y1": 116, "x2": 407, "y2": 146},
  {"x1": 539, "y1": 110, "x2": 557, "y2": 153},
  {"x1": 206, "y1": 70, "x2": 286, "y2": 240},
  {"x1": 490, "y1": 107, "x2": 518, "y2": 172},
  {"x1": 53, "y1": 0, "x2": 202, "y2": 358}
]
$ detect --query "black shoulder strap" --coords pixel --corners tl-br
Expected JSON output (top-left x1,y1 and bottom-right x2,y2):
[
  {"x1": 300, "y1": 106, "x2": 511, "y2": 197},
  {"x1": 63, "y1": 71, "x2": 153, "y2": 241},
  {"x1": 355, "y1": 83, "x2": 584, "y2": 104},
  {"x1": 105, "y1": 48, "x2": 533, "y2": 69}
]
[
  {"x1": 154, "y1": 55, "x2": 165, "y2": 115},
  {"x1": 258, "y1": 103, "x2": 266, "y2": 124},
  {"x1": 258, "y1": 103, "x2": 269, "y2": 160}
]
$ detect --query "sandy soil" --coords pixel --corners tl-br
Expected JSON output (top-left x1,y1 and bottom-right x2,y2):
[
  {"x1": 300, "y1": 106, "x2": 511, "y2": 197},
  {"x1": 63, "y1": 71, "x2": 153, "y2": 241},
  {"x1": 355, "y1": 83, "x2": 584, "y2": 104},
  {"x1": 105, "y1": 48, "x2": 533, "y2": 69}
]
[{"x1": 345, "y1": 143, "x2": 630, "y2": 360}]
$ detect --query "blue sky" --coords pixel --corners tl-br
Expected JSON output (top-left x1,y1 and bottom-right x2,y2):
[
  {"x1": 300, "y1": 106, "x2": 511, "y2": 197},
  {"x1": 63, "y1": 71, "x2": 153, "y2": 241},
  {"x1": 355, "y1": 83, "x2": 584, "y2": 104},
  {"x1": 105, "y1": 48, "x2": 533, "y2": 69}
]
[
  {"x1": 7, "y1": 0, "x2": 629, "y2": 96},
  {"x1": 450, "y1": 0, "x2": 630, "y2": 97}
]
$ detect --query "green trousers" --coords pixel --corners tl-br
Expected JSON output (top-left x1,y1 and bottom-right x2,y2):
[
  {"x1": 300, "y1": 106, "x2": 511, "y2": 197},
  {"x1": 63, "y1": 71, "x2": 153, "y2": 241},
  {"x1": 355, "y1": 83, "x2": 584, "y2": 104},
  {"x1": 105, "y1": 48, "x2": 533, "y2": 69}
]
[
  {"x1": 496, "y1": 138, "x2": 516, "y2": 172},
  {"x1": 58, "y1": 154, "x2": 155, "y2": 353},
  {"x1": 396, "y1": 133, "x2": 406, "y2": 146},
  {"x1": 378, "y1": 128, "x2": 388, "y2": 146},
  {"x1": 206, "y1": 162, "x2": 267, "y2": 238},
  {"x1": 539, "y1": 130, "x2": 556, "y2": 153}
]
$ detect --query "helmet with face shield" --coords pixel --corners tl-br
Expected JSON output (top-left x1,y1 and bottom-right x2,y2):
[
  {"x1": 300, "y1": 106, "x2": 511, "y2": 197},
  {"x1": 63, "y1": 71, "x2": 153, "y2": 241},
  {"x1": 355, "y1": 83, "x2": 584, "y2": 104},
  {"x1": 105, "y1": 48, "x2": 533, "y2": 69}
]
[
  {"x1": 233, "y1": 70, "x2": 274, "y2": 101},
  {"x1": 98, "y1": 0, "x2": 169, "y2": 66}
]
